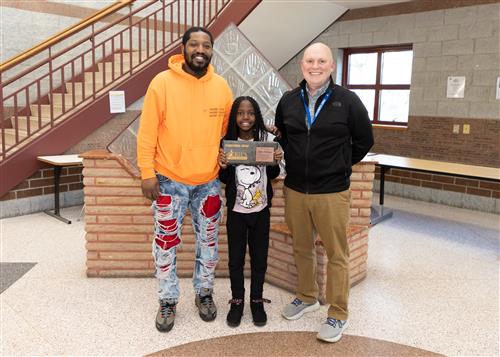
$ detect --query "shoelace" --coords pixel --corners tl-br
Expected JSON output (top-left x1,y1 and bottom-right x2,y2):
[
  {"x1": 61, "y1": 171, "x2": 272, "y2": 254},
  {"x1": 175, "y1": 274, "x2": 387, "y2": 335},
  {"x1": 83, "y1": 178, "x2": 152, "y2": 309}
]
[
  {"x1": 251, "y1": 298, "x2": 271, "y2": 304},
  {"x1": 160, "y1": 302, "x2": 176, "y2": 318},
  {"x1": 326, "y1": 318, "x2": 345, "y2": 328},
  {"x1": 228, "y1": 298, "x2": 243, "y2": 305},
  {"x1": 291, "y1": 298, "x2": 303, "y2": 306}
]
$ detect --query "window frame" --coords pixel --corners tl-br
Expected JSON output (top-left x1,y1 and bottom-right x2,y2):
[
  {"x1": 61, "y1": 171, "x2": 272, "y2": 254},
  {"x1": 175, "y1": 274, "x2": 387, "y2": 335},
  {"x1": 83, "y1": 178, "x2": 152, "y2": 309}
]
[{"x1": 342, "y1": 44, "x2": 413, "y2": 126}]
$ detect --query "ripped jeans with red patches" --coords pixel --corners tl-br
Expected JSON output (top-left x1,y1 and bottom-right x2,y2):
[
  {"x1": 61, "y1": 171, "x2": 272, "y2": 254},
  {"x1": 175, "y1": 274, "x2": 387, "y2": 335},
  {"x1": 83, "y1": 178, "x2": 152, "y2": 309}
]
[{"x1": 152, "y1": 174, "x2": 222, "y2": 302}]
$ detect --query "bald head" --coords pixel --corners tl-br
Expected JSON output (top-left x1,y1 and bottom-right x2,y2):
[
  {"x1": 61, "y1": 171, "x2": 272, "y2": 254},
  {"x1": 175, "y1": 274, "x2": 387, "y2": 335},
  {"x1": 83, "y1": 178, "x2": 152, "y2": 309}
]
[
  {"x1": 300, "y1": 42, "x2": 335, "y2": 94},
  {"x1": 302, "y1": 42, "x2": 334, "y2": 62}
]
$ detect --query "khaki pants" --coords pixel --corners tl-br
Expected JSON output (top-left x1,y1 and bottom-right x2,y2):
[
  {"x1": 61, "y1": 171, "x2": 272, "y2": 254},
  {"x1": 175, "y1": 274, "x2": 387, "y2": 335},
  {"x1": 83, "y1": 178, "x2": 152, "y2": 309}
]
[{"x1": 284, "y1": 187, "x2": 350, "y2": 320}]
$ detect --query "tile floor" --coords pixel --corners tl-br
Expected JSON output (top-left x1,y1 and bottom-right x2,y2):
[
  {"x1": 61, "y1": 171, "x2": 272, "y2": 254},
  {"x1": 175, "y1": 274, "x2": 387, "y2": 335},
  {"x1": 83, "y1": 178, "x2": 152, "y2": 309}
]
[{"x1": 0, "y1": 195, "x2": 498, "y2": 356}]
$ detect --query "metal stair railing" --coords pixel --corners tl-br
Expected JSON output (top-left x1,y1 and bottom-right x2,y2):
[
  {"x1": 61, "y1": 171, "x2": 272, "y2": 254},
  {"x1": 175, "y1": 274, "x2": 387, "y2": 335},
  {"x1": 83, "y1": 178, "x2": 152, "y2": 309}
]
[{"x1": 0, "y1": 0, "x2": 230, "y2": 160}]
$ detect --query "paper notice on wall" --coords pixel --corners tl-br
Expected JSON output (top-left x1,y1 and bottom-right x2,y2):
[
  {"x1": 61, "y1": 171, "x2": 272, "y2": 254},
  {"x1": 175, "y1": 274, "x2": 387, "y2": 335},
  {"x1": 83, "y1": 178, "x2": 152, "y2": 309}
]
[
  {"x1": 446, "y1": 76, "x2": 465, "y2": 99},
  {"x1": 109, "y1": 91, "x2": 126, "y2": 113}
]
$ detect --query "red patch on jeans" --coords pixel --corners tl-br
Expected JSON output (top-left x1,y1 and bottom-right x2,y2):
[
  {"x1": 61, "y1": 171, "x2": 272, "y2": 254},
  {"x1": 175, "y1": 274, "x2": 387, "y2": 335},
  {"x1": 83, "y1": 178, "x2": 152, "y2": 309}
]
[
  {"x1": 155, "y1": 216, "x2": 180, "y2": 250},
  {"x1": 157, "y1": 195, "x2": 172, "y2": 205},
  {"x1": 155, "y1": 236, "x2": 180, "y2": 250},
  {"x1": 202, "y1": 195, "x2": 221, "y2": 217},
  {"x1": 159, "y1": 263, "x2": 171, "y2": 272}
]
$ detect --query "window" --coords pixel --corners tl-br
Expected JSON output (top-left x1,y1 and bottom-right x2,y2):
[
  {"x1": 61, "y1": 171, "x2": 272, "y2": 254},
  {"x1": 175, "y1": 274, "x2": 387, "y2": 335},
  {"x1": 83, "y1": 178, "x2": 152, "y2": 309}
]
[{"x1": 342, "y1": 45, "x2": 413, "y2": 125}]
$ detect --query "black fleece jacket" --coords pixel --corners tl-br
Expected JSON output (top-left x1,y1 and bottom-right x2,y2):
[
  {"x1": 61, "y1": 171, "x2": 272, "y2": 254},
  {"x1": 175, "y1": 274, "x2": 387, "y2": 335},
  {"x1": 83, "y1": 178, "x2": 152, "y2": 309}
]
[
  {"x1": 275, "y1": 78, "x2": 374, "y2": 194},
  {"x1": 219, "y1": 164, "x2": 280, "y2": 211}
]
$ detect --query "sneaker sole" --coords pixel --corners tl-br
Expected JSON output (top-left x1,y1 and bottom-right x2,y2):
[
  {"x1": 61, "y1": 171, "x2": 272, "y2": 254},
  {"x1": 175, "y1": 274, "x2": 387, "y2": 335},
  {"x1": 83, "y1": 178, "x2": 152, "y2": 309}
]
[
  {"x1": 282, "y1": 301, "x2": 320, "y2": 320},
  {"x1": 199, "y1": 311, "x2": 217, "y2": 321},
  {"x1": 196, "y1": 300, "x2": 217, "y2": 322},
  {"x1": 155, "y1": 321, "x2": 174, "y2": 332},
  {"x1": 316, "y1": 321, "x2": 349, "y2": 343},
  {"x1": 226, "y1": 319, "x2": 241, "y2": 327},
  {"x1": 253, "y1": 320, "x2": 267, "y2": 327}
]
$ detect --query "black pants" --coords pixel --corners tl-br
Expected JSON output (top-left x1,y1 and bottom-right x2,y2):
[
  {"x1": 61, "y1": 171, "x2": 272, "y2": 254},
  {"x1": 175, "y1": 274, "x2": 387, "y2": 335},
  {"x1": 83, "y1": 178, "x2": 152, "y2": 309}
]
[{"x1": 226, "y1": 207, "x2": 270, "y2": 300}]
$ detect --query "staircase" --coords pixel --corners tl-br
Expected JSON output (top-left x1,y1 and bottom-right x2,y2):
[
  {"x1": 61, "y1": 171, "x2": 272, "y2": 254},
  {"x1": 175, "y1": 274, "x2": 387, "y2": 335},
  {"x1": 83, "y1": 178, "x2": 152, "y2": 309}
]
[
  {"x1": 0, "y1": 0, "x2": 261, "y2": 197},
  {"x1": 3, "y1": 49, "x2": 149, "y2": 156}
]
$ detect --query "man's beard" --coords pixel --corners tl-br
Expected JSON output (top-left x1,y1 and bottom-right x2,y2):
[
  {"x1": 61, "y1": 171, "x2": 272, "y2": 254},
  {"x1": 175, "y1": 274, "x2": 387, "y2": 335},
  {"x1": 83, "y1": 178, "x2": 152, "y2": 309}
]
[{"x1": 184, "y1": 48, "x2": 211, "y2": 75}]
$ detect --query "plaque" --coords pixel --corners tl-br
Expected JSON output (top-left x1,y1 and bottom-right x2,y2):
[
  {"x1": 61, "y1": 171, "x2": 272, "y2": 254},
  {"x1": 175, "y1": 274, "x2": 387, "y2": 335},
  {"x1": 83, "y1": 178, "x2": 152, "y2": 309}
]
[{"x1": 223, "y1": 140, "x2": 278, "y2": 165}]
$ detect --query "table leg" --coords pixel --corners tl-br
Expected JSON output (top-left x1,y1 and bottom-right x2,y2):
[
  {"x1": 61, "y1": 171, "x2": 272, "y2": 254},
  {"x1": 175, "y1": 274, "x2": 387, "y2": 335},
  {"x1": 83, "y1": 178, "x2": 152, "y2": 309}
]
[
  {"x1": 380, "y1": 165, "x2": 385, "y2": 206},
  {"x1": 54, "y1": 166, "x2": 61, "y2": 215},
  {"x1": 44, "y1": 166, "x2": 71, "y2": 224},
  {"x1": 371, "y1": 165, "x2": 393, "y2": 225}
]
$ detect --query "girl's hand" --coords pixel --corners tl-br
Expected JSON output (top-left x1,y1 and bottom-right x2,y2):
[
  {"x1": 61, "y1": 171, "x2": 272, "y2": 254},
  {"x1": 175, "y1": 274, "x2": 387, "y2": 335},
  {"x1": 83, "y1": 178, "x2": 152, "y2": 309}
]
[
  {"x1": 218, "y1": 148, "x2": 228, "y2": 169},
  {"x1": 266, "y1": 125, "x2": 282, "y2": 139},
  {"x1": 274, "y1": 148, "x2": 283, "y2": 162}
]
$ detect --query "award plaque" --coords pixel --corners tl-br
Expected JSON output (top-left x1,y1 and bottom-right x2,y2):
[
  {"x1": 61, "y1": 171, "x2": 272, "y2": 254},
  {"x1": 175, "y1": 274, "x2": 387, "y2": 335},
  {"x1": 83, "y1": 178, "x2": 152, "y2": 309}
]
[{"x1": 223, "y1": 140, "x2": 278, "y2": 165}]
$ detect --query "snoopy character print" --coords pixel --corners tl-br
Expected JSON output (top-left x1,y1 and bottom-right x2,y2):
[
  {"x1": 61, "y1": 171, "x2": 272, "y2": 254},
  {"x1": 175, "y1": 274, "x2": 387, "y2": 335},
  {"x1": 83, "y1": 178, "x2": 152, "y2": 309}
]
[{"x1": 233, "y1": 164, "x2": 268, "y2": 213}]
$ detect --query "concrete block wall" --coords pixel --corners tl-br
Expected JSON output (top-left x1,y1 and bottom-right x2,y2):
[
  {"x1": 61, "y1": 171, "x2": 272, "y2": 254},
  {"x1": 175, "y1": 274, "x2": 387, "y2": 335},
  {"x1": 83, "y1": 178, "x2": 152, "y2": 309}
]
[
  {"x1": 280, "y1": 3, "x2": 500, "y2": 119},
  {"x1": 81, "y1": 150, "x2": 375, "y2": 288}
]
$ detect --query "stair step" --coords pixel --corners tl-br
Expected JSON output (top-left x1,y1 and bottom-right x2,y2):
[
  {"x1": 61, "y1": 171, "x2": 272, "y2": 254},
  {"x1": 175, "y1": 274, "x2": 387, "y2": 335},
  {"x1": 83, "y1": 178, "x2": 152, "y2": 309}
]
[
  {"x1": 30, "y1": 104, "x2": 65, "y2": 118},
  {"x1": 51, "y1": 93, "x2": 84, "y2": 106},
  {"x1": 66, "y1": 81, "x2": 104, "y2": 95},
  {"x1": 9, "y1": 116, "x2": 51, "y2": 131},
  {"x1": 0, "y1": 128, "x2": 28, "y2": 146},
  {"x1": 98, "y1": 62, "x2": 131, "y2": 76},
  {"x1": 113, "y1": 51, "x2": 148, "y2": 65},
  {"x1": 83, "y1": 72, "x2": 109, "y2": 84}
]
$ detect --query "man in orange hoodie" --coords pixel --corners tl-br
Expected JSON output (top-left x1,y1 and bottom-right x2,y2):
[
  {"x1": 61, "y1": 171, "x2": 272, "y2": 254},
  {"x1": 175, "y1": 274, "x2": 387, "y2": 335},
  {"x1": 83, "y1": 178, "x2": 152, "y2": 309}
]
[{"x1": 137, "y1": 27, "x2": 233, "y2": 332}]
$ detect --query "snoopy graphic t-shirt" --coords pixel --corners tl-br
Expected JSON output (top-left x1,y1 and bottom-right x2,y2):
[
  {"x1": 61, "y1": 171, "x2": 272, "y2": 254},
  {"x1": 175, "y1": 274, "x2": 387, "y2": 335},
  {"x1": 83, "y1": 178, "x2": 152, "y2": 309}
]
[{"x1": 232, "y1": 139, "x2": 268, "y2": 214}]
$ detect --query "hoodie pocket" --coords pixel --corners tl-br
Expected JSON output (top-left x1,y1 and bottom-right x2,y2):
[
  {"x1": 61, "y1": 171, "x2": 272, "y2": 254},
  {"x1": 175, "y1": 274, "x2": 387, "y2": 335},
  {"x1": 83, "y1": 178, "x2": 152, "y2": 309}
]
[{"x1": 178, "y1": 145, "x2": 219, "y2": 180}]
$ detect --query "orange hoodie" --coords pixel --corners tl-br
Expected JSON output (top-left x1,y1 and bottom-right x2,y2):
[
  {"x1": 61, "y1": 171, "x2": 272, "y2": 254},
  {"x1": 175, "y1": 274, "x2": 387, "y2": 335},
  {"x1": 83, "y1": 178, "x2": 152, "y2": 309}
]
[{"x1": 137, "y1": 54, "x2": 233, "y2": 185}]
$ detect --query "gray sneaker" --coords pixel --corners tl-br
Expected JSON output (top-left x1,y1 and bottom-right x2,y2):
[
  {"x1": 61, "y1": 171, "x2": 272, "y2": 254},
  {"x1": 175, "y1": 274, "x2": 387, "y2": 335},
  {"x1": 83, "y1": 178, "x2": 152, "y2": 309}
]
[
  {"x1": 156, "y1": 299, "x2": 176, "y2": 332},
  {"x1": 281, "y1": 298, "x2": 320, "y2": 320},
  {"x1": 317, "y1": 318, "x2": 348, "y2": 343},
  {"x1": 195, "y1": 288, "x2": 217, "y2": 321}
]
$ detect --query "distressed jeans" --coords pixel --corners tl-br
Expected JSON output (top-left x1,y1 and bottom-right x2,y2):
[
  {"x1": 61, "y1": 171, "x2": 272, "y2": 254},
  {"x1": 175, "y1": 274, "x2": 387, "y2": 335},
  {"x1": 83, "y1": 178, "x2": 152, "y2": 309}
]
[{"x1": 152, "y1": 174, "x2": 222, "y2": 302}]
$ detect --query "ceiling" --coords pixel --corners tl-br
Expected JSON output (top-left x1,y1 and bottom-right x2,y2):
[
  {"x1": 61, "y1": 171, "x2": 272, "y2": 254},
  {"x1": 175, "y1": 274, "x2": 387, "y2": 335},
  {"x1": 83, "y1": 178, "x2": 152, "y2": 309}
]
[
  {"x1": 239, "y1": 0, "x2": 413, "y2": 69},
  {"x1": 330, "y1": 0, "x2": 412, "y2": 10}
]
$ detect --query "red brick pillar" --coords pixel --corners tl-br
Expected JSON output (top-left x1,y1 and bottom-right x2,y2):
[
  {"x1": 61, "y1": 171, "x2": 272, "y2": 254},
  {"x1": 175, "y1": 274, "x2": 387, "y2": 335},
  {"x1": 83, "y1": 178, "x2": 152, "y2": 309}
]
[
  {"x1": 81, "y1": 150, "x2": 230, "y2": 277},
  {"x1": 81, "y1": 150, "x2": 375, "y2": 290},
  {"x1": 267, "y1": 161, "x2": 375, "y2": 301}
]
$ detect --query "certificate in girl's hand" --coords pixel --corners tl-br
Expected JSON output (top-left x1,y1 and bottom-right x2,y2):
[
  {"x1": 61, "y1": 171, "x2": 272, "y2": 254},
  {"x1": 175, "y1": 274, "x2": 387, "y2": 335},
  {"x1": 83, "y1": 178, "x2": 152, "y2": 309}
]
[{"x1": 223, "y1": 140, "x2": 278, "y2": 165}]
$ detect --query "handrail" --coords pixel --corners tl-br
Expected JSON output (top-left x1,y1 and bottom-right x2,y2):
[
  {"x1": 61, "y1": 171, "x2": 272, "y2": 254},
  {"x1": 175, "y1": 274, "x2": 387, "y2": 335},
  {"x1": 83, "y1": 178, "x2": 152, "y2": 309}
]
[{"x1": 0, "y1": 0, "x2": 134, "y2": 73}]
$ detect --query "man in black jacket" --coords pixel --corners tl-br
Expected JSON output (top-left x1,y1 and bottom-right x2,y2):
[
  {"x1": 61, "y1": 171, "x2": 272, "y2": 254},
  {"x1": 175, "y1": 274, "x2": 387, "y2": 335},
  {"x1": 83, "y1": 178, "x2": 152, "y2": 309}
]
[{"x1": 275, "y1": 42, "x2": 373, "y2": 343}]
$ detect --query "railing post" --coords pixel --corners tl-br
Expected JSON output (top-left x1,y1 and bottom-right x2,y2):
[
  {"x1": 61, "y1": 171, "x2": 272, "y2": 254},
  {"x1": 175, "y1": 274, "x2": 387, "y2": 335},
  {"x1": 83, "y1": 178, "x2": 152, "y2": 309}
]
[
  {"x1": 162, "y1": 0, "x2": 165, "y2": 53},
  {"x1": 129, "y1": 3, "x2": 133, "y2": 75},
  {"x1": 197, "y1": 0, "x2": 200, "y2": 27},
  {"x1": 0, "y1": 73, "x2": 5, "y2": 160},
  {"x1": 25, "y1": 87, "x2": 30, "y2": 135},
  {"x1": 91, "y1": 24, "x2": 96, "y2": 99},
  {"x1": 48, "y1": 47, "x2": 54, "y2": 127}
]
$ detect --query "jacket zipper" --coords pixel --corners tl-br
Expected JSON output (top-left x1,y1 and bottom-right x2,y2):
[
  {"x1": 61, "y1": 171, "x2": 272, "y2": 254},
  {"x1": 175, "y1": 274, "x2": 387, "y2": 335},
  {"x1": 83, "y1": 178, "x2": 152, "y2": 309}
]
[{"x1": 305, "y1": 127, "x2": 310, "y2": 193}]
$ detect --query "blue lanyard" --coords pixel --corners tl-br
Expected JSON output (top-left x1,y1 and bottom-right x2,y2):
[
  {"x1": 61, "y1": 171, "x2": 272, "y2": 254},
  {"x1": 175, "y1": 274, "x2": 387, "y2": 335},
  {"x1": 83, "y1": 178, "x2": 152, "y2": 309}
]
[{"x1": 300, "y1": 88, "x2": 332, "y2": 128}]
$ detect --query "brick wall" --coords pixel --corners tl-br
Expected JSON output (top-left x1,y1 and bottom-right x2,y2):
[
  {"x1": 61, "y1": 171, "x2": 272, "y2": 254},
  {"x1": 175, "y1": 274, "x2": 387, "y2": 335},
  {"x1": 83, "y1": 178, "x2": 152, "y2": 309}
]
[
  {"x1": 375, "y1": 167, "x2": 500, "y2": 199},
  {"x1": 267, "y1": 225, "x2": 368, "y2": 304},
  {"x1": 373, "y1": 116, "x2": 500, "y2": 168},
  {"x1": 266, "y1": 163, "x2": 374, "y2": 301},
  {"x1": 0, "y1": 165, "x2": 83, "y2": 201},
  {"x1": 81, "y1": 150, "x2": 375, "y2": 290}
]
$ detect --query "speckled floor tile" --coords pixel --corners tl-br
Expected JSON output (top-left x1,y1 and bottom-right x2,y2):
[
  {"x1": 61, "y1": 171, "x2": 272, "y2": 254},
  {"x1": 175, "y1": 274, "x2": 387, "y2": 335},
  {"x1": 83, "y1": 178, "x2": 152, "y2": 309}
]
[{"x1": 0, "y1": 198, "x2": 498, "y2": 356}]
